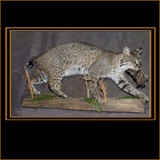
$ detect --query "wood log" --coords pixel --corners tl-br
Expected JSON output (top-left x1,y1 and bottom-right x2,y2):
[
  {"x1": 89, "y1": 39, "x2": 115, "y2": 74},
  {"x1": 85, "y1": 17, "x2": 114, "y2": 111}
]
[{"x1": 22, "y1": 97, "x2": 146, "y2": 113}]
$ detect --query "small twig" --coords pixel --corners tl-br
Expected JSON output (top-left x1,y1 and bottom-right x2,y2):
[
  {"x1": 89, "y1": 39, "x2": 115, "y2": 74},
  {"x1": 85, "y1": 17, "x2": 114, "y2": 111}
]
[
  {"x1": 98, "y1": 79, "x2": 107, "y2": 103},
  {"x1": 81, "y1": 76, "x2": 107, "y2": 101},
  {"x1": 14, "y1": 70, "x2": 26, "y2": 84},
  {"x1": 80, "y1": 75, "x2": 94, "y2": 82},
  {"x1": 24, "y1": 66, "x2": 34, "y2": 99},
  {"x1": 84, "y1": 76, "x2": 90, "y2": 98},
  {"x1": 80, "y1": 75, "x2": 94, "y2": 98}
]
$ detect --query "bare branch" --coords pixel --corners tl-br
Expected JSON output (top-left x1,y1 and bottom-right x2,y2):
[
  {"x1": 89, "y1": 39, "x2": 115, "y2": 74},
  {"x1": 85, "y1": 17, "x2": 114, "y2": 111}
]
[
  {"x1": 98, "y1": 79, "x2": 107, "y2": 103},
  {"x1": 14, "y1": 70, "x2": 26, "y2": 83},
  {"x1": 24, "y1": 66, "x2": 34, "y2": 99}
]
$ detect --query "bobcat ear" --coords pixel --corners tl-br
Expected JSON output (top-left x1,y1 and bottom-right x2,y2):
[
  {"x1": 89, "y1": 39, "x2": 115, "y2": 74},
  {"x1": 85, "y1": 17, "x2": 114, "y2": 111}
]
[
  {"x1": 123, "y1": 46, "x2": 130, "y2": 55},
  {"x1": 131, "y1": 47, "x2": 142, "y2": 58}
]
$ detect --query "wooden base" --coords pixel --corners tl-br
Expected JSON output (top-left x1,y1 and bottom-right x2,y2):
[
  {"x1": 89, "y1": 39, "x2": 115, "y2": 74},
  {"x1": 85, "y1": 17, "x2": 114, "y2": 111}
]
[{"x1": 22, "y1": 97, "x2": 146, "y2": 113}]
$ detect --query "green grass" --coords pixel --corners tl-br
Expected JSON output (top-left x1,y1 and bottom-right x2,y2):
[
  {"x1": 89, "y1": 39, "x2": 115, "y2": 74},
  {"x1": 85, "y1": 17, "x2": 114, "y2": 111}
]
[
  {"x1": 32, "y1": 94, "x2": 57, "y2": 101},
  {"x1": 83, "y1": 98, "x2": 102, "y2": 112},
  {"x1": 116, "y1": 96, "x2": 139, "y2": 99}
]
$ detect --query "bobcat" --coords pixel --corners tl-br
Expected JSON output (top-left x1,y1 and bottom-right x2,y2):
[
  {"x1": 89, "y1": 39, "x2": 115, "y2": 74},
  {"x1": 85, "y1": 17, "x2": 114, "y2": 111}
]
[{"x1": 27, "y1": 42, "x2": 148, "y2": 102}]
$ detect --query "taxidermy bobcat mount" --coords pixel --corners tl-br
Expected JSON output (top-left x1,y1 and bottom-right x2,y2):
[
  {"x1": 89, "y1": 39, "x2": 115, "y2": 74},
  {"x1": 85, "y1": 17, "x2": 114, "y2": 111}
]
[{"x1": 27, "y1": 42, "x2": 148, "y2": 102}]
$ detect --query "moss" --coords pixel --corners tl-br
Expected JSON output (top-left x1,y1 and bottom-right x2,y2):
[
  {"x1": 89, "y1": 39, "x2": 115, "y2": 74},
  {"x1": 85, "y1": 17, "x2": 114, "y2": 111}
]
[
  {"x1": 83, "y1": 98, "x2": 102, "y2": 112},
  {"x1": 116, "y1": 96, "x2": 139, "y2": 99},
  {"x1": 32, "y1": 94, "x2": 57, "y2": 101}
]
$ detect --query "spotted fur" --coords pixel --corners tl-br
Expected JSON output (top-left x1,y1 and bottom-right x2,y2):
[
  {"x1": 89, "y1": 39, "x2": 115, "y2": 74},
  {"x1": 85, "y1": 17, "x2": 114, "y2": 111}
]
[{"x1": 27, "y1": 42, "x2": 148, "y2": 102}]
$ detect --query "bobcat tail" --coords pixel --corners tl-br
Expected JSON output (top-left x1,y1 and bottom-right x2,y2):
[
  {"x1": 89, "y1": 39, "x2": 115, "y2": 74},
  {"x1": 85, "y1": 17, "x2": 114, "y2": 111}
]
[{"x1": 26, "y1": 54, "x2": 42, "y2": 68}]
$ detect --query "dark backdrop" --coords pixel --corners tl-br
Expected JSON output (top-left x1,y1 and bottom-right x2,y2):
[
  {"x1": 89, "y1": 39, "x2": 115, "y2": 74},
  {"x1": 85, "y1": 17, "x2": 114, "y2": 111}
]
[{"x1": 12, "y1": 30, "x2": 150, "y2": 117}]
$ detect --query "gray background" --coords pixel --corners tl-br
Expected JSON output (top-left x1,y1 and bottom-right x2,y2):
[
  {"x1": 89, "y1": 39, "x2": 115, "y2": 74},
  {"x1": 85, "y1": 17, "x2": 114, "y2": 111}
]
[{"x1": 12, "y1": 31, "x2": 150, "y2": 118}]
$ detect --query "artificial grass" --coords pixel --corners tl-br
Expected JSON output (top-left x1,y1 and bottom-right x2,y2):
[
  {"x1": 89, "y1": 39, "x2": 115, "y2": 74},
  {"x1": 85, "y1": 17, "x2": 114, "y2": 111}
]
[
  {"x1": 32, "y1": 94, "x2": 57, "y2": 101},
  {"x1": 83, "y1": 97, "x2": 102, "y2": 112},
  {"x1": 116, "y1": 96, "x2": 139, "y2": 99}
]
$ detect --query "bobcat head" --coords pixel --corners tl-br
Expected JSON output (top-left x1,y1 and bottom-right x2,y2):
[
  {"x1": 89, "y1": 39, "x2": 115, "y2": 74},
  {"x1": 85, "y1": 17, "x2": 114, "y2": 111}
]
[
  {"x1": 126, "y1": 47, "x2": 148, "y2": 88},
  {"x1": 120, "y1": 46, "x2": 142, "y2": 72}
]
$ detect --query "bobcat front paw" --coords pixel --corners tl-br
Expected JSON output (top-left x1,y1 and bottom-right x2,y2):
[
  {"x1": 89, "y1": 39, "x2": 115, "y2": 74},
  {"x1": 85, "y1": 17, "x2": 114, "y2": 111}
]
[
  {"x1": 33, "y1": 91, "x2": 41, "y2": 95},
  {"x1": 62, "y1": 93, "x2": 68, "y2": 99},
  {"x1": 138, "y1": 92, "x2": 148, "y2": 102}
]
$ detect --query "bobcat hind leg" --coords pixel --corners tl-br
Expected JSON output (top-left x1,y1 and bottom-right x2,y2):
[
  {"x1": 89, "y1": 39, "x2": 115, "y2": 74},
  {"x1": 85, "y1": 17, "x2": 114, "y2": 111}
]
[{"x1": 48, "y1": 77, "x2": 67, "y2": 98}]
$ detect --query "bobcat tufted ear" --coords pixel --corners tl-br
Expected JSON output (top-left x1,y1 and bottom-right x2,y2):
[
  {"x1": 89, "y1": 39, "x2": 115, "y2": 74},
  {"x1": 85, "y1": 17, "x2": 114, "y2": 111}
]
[
  {"x1": 131, "y1": 47, "x2": 142, "y2": 58},
  {"x1": 123, "y1": 46, "x2": 130, "y2": 55}
]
